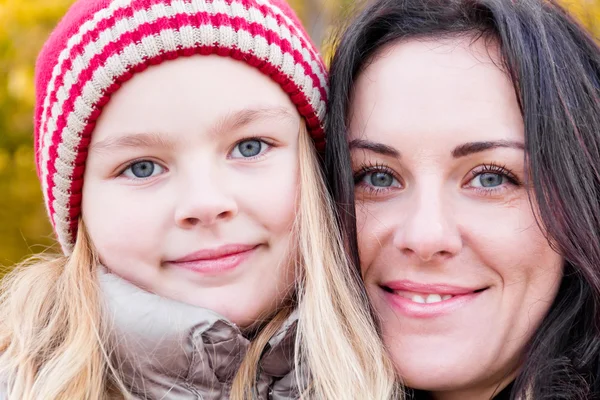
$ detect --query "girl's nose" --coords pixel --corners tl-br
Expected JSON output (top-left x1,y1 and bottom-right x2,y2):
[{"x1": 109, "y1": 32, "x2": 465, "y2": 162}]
[{"x1": 174, "y1": 170, "x2": 238, "y2": 228}]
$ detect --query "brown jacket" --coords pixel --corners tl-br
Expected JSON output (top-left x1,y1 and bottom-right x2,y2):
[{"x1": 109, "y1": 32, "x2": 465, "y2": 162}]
[
  {"x1": 101, "y1": 270, "x2": 302, "y2": 399},
  {"x1": 0, "y1": 271, "x2": 302, "y2": 399}
]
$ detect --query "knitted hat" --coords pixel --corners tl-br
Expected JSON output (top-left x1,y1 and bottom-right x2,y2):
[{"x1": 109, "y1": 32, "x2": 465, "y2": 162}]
[{"x1": 34, "y1": 0, "x2": 328, "y2": 254}]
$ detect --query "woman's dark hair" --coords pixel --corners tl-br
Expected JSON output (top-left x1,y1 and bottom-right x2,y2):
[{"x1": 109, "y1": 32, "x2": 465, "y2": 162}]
[{"x1": 324, "y1": 0, "x2": 600, "y2": 398}]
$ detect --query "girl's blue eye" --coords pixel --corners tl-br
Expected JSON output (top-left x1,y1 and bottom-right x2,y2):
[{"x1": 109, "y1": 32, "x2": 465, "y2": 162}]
[
  {"x1": 470, "y1": 172, "x2": 506, "y2": 188},
  {"x1": 231, "y1": 139, "x2": 269, "y2": 158},
  {"x1": 361, "y1": 171, "x2": 399, "y2": 188},
  {"x1": 122, "y1": 161, "x2": 164, "y2": 179}
]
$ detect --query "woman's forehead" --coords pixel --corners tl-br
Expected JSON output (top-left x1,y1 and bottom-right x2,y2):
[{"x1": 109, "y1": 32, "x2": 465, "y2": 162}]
[{"x1": 348, "y1": 37, "x2": 523, "y2": 147}]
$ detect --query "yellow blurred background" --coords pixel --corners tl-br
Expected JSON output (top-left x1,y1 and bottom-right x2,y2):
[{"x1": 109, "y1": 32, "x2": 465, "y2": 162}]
[{"x1": 0, "y1": 0, "x2": 599, "y2": 271}]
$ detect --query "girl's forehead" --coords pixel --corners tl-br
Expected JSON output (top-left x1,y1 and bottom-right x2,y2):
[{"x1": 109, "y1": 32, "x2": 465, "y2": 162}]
[
  {"x1": 104, "y1": 55, "x2": 296, "y2": 107},
  {"x1": 89, "y1": 55, "x2": 301, "y2": 145}
]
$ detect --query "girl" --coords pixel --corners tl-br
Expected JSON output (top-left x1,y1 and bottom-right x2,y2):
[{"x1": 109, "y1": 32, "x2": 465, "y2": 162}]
[
  {"x1": 0, "y1": 0, "x2": 397, "y2": 398},
  {"x1": 326, "y1": 0, "x2": 600, "y2": 398}
]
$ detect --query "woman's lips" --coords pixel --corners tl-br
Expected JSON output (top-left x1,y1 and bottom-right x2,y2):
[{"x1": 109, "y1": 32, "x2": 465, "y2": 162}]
[{"x1": 380, "y1": 280, "x2": 489, "y2": 318}]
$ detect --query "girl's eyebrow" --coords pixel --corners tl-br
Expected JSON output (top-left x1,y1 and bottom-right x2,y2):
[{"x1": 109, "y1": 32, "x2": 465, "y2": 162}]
[
  {"x1": 212, "y1": 106, "x2": 296, "y2": 135},
  {"x1": 90, "y1": 107, "x2": 296, "y2": 154},
  {"x1": 90, "y1": 132, "x2": 176, "y2": 154}
]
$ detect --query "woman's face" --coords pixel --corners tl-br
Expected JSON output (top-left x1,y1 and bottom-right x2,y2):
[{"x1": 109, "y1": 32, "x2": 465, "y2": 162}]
[
  {"x1": 349, "y1": 38, "x2": 563, "y2": 398},
  {"x1": 82, "y1": 55, "x2": 299, "y2": 328}
]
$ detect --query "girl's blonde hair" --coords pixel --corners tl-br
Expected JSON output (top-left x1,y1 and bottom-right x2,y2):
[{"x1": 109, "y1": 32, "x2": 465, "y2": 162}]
[{"x1": 0, "y1": 126, "x2": 399, "y2": 399}]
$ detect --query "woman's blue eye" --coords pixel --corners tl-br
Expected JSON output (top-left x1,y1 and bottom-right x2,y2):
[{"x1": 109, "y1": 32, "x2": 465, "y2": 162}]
[
  {"x1": 122, "y1": 161, "x2": 164, "y2": 179},
  {"x1": 231, "y1": 139, "x2": 269, "y2": 158},
  {"x1": 361, "y1": 171, "x2": 398, "y2": 187},
  {"x1": 471, "y1": 172, "x2": 506, "y2": 188}
]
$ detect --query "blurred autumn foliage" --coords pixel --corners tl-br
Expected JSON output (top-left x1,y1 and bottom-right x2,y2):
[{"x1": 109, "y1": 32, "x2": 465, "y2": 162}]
[{"x1": 0, "y1": 0, "x2": 598, "y2": 270}]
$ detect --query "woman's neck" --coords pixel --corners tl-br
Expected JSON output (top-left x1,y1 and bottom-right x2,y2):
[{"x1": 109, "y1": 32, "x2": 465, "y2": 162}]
[{"x1": 427, "y1": 375, "x2": 515, "y2": 400}]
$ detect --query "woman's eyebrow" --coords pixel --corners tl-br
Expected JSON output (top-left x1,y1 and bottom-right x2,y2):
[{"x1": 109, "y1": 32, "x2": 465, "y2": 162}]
[
  {"x1": 452, "y1": 140, "x2": 525, "y2": 158},
  {"x1": 348, "y1": 139, "x2": 401, "y2": 158}
]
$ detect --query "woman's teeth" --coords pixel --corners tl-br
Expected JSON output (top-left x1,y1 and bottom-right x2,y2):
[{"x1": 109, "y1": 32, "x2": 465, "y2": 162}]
[{"x1": 399, "y1": 293, "x2": 454, "y2": 304}]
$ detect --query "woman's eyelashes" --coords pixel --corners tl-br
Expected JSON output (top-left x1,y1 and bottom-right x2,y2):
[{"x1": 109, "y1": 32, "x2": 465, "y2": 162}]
[
  {"x1": 354, "y1": 163, "x2": 402, "y2": 194},
  {"x1": 353, "y1": 161, "x2": 521, "y2": 196},
  {"x1": 463, "y1": 163, "x2": 521, "y2": 196}
]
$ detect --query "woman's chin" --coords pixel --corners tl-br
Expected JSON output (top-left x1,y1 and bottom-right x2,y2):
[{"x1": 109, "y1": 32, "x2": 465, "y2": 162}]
[{"x1": 388, "y1": 348, "x2": 483, "y2": 392}]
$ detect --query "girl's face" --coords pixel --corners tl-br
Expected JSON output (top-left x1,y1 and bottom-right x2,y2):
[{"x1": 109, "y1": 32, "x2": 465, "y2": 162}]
[
  {"x1": 83, "y1": 55, "x2": 300, "y2": 328},
  {"x1": 349, "y1": 38, "x2": 564, "y2": 398}
]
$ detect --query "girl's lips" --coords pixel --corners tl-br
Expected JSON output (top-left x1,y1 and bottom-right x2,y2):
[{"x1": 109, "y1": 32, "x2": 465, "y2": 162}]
[
  {"x1": 166, "y1": 245, "x2": 260, "y2": 274},
  {"x1": 171, "y1": 244, "x2": 259, "y2": 262}
]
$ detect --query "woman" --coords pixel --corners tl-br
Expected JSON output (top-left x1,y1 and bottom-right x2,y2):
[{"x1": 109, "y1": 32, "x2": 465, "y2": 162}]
[
  {"x1": 0, "y1": 0, "x2": 397, "y2": 398},
  {"x1": 325, "y1": 0, "x2": 600, "y2": 398}
]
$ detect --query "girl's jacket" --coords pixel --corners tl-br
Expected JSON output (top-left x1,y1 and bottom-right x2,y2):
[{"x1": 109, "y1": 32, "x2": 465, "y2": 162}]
[{"x1": 0, "y1": 269, "x2": 303, "y2": 399}]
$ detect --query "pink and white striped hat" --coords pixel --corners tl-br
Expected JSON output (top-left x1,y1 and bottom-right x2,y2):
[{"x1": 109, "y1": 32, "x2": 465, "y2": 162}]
[{"x1": 34, "y1": 0, "x2": 328, "y2": 253}]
